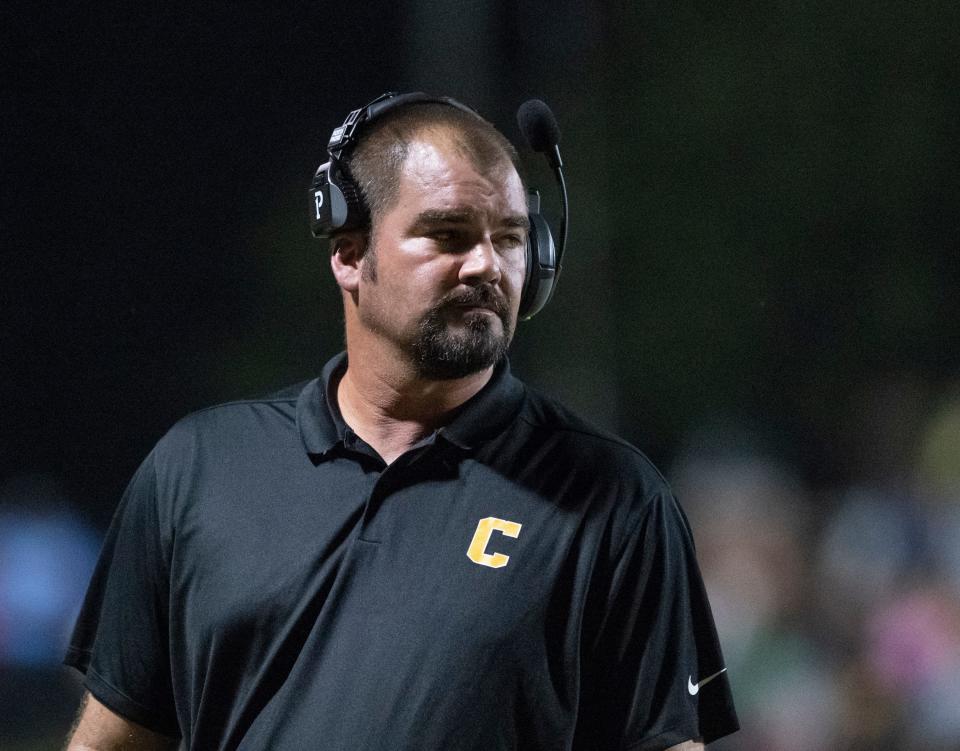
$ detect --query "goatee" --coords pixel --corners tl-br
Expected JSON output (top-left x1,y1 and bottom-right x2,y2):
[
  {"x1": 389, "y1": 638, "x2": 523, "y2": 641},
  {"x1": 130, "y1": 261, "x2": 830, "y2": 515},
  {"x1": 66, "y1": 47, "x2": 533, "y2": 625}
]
[{"x1": 411, "y1": 286, "x2": 513, "y2": 380}]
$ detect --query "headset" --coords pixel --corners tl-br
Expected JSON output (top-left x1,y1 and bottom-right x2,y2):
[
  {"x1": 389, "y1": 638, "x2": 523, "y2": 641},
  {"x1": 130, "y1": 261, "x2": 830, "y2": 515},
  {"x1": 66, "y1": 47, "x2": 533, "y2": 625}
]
[{"x1": 308, "y1": 91, "x2": 567, "y2": 320}]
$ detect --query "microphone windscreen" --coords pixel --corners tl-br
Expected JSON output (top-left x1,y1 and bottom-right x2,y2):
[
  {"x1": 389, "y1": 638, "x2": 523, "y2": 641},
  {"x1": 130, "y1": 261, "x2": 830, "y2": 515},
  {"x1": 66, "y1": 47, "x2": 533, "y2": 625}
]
[{"x1": 517, "y1": 99, "x2": 561, "y2": 153}]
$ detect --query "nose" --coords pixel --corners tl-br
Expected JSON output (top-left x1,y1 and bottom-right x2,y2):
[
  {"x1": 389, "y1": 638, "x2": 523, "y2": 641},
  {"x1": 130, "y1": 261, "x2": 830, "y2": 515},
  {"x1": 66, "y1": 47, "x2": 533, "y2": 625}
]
[{"x1": 459, "y1": 237, "x2": 501, "y2": 286}]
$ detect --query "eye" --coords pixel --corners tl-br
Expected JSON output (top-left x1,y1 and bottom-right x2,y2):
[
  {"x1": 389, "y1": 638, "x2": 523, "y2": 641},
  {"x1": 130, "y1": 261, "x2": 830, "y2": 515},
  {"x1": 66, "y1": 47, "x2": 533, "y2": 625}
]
[
  {"x1": 496, "y1": 233, "x2": 526, "y2": 250},
  {"x1": 429, "y1": 229, "x2": 470, "y2": 251}
]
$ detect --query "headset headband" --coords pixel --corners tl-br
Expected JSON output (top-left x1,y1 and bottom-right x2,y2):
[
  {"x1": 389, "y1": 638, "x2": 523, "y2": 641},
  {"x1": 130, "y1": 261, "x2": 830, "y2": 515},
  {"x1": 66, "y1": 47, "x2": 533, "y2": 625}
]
[{"x1": 326, "y1": 92, "x2": 479, "y2": 159}]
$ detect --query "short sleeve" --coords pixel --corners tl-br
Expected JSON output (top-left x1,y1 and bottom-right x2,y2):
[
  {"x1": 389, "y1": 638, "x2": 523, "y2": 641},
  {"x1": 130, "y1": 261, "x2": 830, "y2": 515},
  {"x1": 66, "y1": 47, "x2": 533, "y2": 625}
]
[
  {"x1": 64, "y1": 450, "x2": 180, "y2": 738},
  {"x1": 575, "y1": 490, "x2": 739, "y2": 750}
]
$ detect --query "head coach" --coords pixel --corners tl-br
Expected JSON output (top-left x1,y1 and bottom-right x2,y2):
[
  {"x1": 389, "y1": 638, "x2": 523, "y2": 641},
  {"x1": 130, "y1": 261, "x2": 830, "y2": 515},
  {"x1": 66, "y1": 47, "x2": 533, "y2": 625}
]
[{"x1": 64, "y1": 92, "x2": 739, "y2": 750}]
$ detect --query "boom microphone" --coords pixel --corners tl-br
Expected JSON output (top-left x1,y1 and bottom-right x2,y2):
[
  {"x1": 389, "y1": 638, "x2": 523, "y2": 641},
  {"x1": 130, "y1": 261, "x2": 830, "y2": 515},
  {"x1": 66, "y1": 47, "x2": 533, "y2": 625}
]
[
  {"x1": 517, "y1": 99, "x2": 562, "y2": 168},
  {"x1": 516, "y1": 99, "x2": 568, "y2": 288}
]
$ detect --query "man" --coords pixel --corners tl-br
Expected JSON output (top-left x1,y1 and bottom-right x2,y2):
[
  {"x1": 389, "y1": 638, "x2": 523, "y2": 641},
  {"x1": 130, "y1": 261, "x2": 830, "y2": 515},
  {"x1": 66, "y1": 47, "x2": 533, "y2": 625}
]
[{"x1": 65, "y1": 94, "x2": 738, "y2": 750}]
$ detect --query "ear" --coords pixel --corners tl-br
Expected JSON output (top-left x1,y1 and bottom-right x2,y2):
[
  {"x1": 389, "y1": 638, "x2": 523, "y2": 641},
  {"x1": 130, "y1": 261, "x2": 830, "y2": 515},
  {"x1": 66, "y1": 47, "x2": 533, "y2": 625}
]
[{"x1": 329, "y1": 231, "x2": 368, "y2": 293}]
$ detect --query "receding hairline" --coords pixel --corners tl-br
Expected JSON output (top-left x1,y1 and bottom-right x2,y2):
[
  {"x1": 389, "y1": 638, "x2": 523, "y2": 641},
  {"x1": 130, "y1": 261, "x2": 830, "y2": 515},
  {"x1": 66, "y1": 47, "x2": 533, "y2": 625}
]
[
  {"x1": 395, "y1": 124, "x2": 524, "y2": 185},
  {"x1": 342, "y1": 103, "x2": 525, "y2": 233}
]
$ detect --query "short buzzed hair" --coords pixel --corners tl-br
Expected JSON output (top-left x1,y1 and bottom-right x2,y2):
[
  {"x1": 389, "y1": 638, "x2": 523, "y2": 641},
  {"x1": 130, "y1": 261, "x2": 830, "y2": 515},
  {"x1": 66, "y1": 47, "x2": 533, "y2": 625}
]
[{"x1": 344, "y1": 103, "x2": 523, "y2": 231}]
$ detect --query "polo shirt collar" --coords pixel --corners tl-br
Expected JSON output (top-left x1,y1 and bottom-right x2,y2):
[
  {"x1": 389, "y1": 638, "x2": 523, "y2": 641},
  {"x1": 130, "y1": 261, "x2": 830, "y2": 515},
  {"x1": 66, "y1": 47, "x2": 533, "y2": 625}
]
[
  {"x1": 296, "y1": 352, "x2": 349, "y2": 459},
  {"x1": 437, "y1": 358, "x2": 525, "y2": 450},
  {"x1": 296, "y1": 352, "x2": 525, "y2": 459}
]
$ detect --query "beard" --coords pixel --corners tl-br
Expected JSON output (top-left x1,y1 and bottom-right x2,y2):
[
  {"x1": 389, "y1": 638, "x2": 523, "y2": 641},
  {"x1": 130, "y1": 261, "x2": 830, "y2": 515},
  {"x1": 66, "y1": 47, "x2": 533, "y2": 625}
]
[{"x1": 410, "y1": 285, "x2": 514, "y2": 380}]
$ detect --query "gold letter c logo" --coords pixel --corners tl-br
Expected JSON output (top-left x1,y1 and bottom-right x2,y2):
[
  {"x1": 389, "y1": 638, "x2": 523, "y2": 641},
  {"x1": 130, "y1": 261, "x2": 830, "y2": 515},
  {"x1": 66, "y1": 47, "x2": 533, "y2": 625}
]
[{"x1": 467, "y1": 517, "x2": 522, "y2": 569}]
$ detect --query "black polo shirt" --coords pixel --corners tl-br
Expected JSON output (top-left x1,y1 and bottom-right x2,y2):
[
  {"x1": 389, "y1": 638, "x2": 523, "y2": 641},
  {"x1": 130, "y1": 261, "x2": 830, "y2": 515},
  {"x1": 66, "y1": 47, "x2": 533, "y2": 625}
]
[{"x1": 66, "y1": 353, "x2": 738, "y2": 750}]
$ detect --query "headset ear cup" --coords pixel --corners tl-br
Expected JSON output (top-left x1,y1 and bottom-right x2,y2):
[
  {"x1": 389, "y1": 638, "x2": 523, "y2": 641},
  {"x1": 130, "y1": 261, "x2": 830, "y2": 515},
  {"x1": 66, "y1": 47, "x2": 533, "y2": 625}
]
[
  {"x1": 518, "y1": 211, "x2": 557, "y2": 320},
  {"x1": 309, "y1": 162, "x2": 368, "y2": 237},
  {"x1": 334, "y1": 173, "x2": 367, "y2": 231},
  {"x1": 309, "y1": 163, "x2": 335, "y2": 237},
  {"x1": 326, "y1": 180, "x2": 349, "y2": 232}
]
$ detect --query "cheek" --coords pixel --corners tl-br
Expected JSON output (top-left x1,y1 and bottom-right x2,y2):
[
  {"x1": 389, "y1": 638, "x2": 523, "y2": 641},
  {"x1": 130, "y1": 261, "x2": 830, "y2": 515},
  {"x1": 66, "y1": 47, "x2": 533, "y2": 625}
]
[
  {"x1": 374, "y1": 243, "x2": 445, "y2": 291},
  {"x1": 503, "y1": 250, "x2": 528, "y2": 294},
  {"x1": 411, "y1": 256, "x2": 462, "y2": 292}
]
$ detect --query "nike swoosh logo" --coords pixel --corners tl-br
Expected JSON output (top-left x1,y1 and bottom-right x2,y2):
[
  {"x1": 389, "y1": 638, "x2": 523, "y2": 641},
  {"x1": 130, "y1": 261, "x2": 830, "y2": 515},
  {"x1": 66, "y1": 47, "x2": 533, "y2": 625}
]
[{"x1": 687, "y1": 667, "x2": 727, "y2": 696}]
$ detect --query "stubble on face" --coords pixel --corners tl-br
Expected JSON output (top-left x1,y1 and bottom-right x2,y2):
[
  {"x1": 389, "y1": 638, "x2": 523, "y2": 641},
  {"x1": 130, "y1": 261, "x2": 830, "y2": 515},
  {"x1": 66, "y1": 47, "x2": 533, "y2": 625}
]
[{"x1": 410, "y1": 282, "x2": 514, "y2": 380}]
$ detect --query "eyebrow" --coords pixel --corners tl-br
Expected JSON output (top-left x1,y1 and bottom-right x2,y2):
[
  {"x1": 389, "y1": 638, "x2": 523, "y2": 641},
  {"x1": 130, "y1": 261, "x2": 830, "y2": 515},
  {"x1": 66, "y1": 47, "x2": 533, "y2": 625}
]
[{"x1": 411, "y1": 208, "x2": 530, "y2": 231}]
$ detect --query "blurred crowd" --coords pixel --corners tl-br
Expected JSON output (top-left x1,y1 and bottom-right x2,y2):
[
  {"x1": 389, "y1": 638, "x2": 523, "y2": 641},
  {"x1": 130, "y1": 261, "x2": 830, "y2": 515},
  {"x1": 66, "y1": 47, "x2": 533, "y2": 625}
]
[
  {"x1": 0, "y1": 474, "x2": 100, "y2": 749},
  {"x1": 675, "y1": 378, "x2": 960, "y2": 750},
  {"x1": 2, "y1": 378, "x2": 959, "y2": 749}
]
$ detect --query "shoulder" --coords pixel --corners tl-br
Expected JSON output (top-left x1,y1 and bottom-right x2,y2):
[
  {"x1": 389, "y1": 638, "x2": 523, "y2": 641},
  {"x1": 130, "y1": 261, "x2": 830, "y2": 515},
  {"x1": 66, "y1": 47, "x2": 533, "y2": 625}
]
[
  {"x1": 506, "y1": 384, "x2": 676, "y2": 545},
  {"x1": 151, "y1": 380, "x2": 311, "y2": 467},
  {"x1": 497, "y1": 383, "x2": 693, "y2": 564},
  {"x1": 518, "y1": 383, "x2": 670, "y2": 489}
]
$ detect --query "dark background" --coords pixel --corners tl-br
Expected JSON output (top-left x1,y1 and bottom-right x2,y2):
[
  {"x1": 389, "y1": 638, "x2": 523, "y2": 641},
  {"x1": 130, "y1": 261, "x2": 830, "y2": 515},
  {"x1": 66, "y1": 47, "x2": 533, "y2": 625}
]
[{"x1": 3, "y1": 2, "x2": 959, "y2": 748}]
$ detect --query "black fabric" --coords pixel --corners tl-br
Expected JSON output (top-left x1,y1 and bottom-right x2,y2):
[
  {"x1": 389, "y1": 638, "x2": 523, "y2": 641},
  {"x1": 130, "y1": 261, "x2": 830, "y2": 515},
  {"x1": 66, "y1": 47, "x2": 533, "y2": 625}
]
[{"x1": 66, "y1": 353, "x2": 739, "y2": 750}]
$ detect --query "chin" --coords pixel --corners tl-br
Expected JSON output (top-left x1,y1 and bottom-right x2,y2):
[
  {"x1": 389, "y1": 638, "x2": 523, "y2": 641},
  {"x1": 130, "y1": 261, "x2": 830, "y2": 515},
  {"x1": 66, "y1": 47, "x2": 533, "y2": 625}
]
[
  {"x1": 411, "y1": 302, "x2": 513, "y2": 380},
  {"x1": 413, "y1": 332, "x2": 511, "y2": 381}
]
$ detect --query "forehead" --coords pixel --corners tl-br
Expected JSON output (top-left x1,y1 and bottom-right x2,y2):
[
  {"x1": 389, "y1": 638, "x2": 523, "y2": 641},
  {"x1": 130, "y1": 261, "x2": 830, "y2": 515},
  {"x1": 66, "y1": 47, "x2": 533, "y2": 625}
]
[{"x1": 394, "y1": 132, "x2": 527, "y2": 217}]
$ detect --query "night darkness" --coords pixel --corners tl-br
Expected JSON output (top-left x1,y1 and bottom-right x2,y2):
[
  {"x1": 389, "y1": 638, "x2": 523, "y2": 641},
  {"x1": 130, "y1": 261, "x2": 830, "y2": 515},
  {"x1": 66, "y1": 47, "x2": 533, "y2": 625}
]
[{"x1": 3, "y1": 2, "x2": 960, "y2": 746}]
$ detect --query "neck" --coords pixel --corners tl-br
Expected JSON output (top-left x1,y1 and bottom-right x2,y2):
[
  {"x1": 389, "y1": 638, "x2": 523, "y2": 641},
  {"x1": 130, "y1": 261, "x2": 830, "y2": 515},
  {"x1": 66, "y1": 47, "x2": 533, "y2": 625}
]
[{"x1": 337, "y1": 343, "x2": 493, "y2": 465}]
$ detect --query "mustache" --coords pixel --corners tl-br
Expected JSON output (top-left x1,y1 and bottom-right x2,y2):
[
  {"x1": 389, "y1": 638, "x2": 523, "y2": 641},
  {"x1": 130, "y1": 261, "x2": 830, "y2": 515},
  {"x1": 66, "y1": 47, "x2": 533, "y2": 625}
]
[{"x1": 438, "y1": 285, "x2": 509, "y2": 316}]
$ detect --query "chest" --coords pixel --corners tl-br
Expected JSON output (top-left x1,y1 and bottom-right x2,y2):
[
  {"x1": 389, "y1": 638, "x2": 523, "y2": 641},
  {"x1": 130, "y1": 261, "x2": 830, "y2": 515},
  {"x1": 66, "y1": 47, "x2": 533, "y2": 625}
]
[{"x1": 167, "y1": 455, "x2": 603, "y2": 666}]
